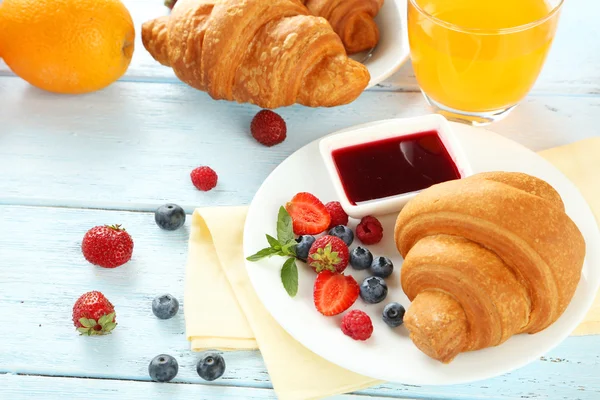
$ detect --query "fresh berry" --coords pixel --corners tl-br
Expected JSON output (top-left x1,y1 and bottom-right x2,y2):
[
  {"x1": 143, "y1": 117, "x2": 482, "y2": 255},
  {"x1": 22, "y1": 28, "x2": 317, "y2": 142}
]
[
  {"x1": 81, "y1": 225, "x2": 133, "y2": 268},
  {"x1": 341, "y1": 310, "x2": 373, "y2": 341},
  {"x1": 360, "y1": 276, "x2": 388, "y2": 304},
  {"x1": 356, "y1": 216, "x2": 384, "y2": 245},
  {"x1": 370, "y1": 256, "x2": 394, "y2": 279},
  {"x1": 313, "y1": 271, "x2": 359, "y2": 316},
  {"x1": 285, "y1": 192, "x2": 330, "y2": 235},
  {"x1": 72, "y1": 291, "x2": 117, "y2": 336},
  {"x1": 250, "y1": 110, "x2": 287, "y2": 147},
  {"x1": 325, "y1": 201, "x2": 348, "y2": 228},
  {"x1": 155, "y1": 204, "x2": 186, "y2": 231},
  {"x1": 196, "y1": 352, "x2": 226, "y2": 381},
  {"x1": 349, "y1": 246, "x2": 373, "y2": 270},
  {"x1": 328, "y1": 225, "x2": 354, "y2": 246},
  {"x1": 149, "y1": 354, "x2": 179, "y2": 382},
  {"x1": 383, "y1": 302, "x2": 406, "y2": 328},
  {"x1": 152, "y1": 294, "x2": 180, "y2": 320},
  {"x1": 308, "y1": 235, "x2": 349, "y2": 273},
  {"x1": 191, "y1": 166, "x2": 218, "y2": 191},
  {"x1": 295, "y1": 235, "x2": 315, "y2": 262},
  {"x1": 164, "y1": 0, "x2": 177, "y2": 9}
]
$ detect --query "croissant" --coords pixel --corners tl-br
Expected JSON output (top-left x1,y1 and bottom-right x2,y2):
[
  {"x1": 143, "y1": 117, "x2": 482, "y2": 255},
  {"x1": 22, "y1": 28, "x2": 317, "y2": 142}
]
[
  {"x1": 394, "y1": 172, "x2": 586, "y2": 363},
  {"x1": 141, "y1": 0, "x2": 370, "y2": 109},
  {"x1": 302, "y1": 0, "x2": 384, "y2": 54}
]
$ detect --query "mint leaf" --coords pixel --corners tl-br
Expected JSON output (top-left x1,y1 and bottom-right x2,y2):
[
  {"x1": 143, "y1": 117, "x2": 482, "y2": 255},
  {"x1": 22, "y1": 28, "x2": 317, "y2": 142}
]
[
  {"x1": 281, "y1": 240, "x2": 297, "y2": 257},
  {"x1": 281, "y1": 258, "x2": 298, "y2": 297},
  {"x1": 247, "y1": 247, "x2": 280, "y2": 262},
  {"x1": 266, "y1": 234, "x2": 281, "y2": 250},
  {"x1": 277, "y1": 206, "x2": 294, "y2": 245}
]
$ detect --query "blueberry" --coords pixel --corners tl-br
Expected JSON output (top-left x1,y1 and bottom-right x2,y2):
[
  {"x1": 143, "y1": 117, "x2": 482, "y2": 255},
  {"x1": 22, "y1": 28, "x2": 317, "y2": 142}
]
[
  {"x1": 383, "y1": 302, "x2": 406, "y2": 327},
  {"x1": 295, "y1": 235, "x2": 315, "y2": 262},
  {"x1": 148, "y1": 354, "x2": 179, "y2": 382},
  {"x1": 350, "y1": 246, "x2": 373, "y2": 270},
  {"x1": 196, "y1": 352, "x2": 226, "y2": 381},
  {"x1": 152, "y1": 294, "x2": 180, "y2": 319},
  {"x1": 155, "y1": 203, "x2": 186, "y2": 231},
  {"x1": 370, "y1": 256, "x2": 394, "y2": 278},
  {"x1": 360, "y1": 276, "x2": 388, "y2": 304},
  {"x1": 328, "y1": 225, "x2": 354, "y2": 246}
]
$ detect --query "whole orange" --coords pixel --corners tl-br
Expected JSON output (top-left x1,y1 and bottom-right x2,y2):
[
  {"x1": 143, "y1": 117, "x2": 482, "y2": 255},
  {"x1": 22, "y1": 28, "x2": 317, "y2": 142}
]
[{"x1": 0, "y1": 0, "x2": 135, "y2": 94}]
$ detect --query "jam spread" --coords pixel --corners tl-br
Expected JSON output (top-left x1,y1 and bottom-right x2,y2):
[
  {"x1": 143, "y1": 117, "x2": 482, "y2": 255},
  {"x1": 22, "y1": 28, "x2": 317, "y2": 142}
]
[{"x1": 331, "y1": 130, "x2": 461, "y2": 205}]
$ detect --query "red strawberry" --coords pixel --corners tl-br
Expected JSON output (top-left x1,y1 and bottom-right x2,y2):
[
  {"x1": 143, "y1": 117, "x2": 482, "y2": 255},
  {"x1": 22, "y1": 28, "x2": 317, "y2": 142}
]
[
  {"x1": 250, "y1": 110, "x2": 287, "y2": 147},
  {"x1": 341, "y1": 310, "x2": 373, "y2": 341},
  {"x1": 325, "y1": 201, "x2": 348, "y2": 229},
  {"x1": 356, "y1": 215, "x2": 384, "y2": 245},
  {"x1": 313, "y1": 271, "x2": 359, "y2": 316},
  {"x1": 82, "y1": 224, "x2": 134, "y2": 268},
  {"x1": 308, "y1": 235, "x2": 349, "y2": 273},
  {"x1": 285, "y1": 192, "x2": 330, "y2": 235},
  {"x1": 191, "y1": 166, "x2": 218, "y2": 191},
  {"x1": 72, "y1": 291, "x2": 117, "y2": 336}
]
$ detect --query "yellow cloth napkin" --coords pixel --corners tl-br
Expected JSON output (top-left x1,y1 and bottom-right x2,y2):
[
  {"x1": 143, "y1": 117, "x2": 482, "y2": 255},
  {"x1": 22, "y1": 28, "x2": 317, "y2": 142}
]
[{"x1": 185, "y1": 137, "x2": 600, "y2": 399}]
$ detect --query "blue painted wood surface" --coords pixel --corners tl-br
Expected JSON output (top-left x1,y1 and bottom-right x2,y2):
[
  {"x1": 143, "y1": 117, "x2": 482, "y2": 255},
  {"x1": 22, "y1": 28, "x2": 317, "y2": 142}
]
[{"x1": 1, "y1": 0, "x2": 599, "y2": 398}]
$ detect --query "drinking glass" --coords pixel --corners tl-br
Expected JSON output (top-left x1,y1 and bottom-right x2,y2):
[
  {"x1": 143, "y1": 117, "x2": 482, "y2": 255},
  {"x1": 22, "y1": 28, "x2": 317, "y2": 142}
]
[{"x1": 408, "y1": 0, "x2": 564, "y2": 125}]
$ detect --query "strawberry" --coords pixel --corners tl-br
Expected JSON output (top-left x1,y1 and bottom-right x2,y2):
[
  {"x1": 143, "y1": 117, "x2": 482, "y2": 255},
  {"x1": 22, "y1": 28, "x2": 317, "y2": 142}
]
[
  {"x1": 313, "y1": 271, "x2": 359, "y2": 316},
  {"x1": 325, "y1": 201, "x2": 349, "y2": 229},
  {"x1": 285, "y1": 192, "x2": 330, "y2": 235},
  {"x1": 82, "y1": 224, "x2": 134, "y2": 268},
  {"x1": 250, "y1": 110, "x2": 287, "y2": 147},
  {"x1": 72, "y1": 291, "x2": 117, "y2": 335},
  {"x1": 308, "y1": 235, "x2": 349, "y2": 273}
]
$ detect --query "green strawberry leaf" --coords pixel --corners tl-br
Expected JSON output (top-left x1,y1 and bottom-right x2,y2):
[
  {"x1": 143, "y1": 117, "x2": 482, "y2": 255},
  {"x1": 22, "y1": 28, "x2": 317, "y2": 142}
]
[
  {"x1": 266, "y1": 234, "x2": 281, "y2": 250},
  {"x1": 281, "y1": 258, "x2": 298, "y2": 297},
  {"x1": 103, "y1": 322, "x2": 117, "y2": 333},
  {"x1": 79, "y1": 318, "x2": 96, "y2": 328},
  {"x1": 98, "y1": 313, "x2": 114, "y2": 327},
  {"x1": 247, "y1": 247, "x2": 280, "y2": 262},
  {"x1": 77, "y1": 327, "x2": 91, "y2": 335},
  {"x1": 277, "y1": 206, "x2": 294, "y2": 245}
]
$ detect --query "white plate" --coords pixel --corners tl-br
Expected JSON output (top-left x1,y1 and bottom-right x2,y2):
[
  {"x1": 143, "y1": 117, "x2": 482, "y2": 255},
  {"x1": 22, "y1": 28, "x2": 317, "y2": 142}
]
[
  {"x1": 243, "y1": 120, "x2": 600, "y2": 385},
  {"x1": 353, "y1": 0, "x2": 409, "y2": 88}
]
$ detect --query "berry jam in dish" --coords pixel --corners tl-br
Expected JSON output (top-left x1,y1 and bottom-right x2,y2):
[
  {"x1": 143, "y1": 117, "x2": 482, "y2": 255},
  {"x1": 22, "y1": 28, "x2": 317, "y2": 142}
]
[
  {"x1": 319, "y1": 115, "x2": 472, "y2": 218},
  {"x1": 331, "y1": 130, "x2": 461, "y2": 205}
]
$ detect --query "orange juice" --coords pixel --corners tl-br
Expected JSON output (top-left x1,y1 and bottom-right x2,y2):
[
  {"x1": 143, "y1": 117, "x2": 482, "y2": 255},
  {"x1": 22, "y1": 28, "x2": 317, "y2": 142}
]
[{"x1": 408, "y1": 0, "x2": 561, "y2": 113}]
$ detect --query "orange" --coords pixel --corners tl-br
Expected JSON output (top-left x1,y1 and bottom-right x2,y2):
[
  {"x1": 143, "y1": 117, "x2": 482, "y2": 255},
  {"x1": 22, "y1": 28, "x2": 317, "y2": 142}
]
[{"x1": 0, "y1": 0, "x2": 135, "y2": 94}]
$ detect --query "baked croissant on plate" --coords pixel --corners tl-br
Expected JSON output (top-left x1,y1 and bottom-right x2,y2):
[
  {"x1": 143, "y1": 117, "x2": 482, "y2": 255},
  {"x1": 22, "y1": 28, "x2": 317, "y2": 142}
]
[
  {"x1": 141, "y1": 0, "x2": 370, "y2": 109},
  {"x1": 303, "y1": 0, "x2": 384, "y2": 54},
  {"x1": 394, "y1": 172, "x2": 586, "y2": 363}
]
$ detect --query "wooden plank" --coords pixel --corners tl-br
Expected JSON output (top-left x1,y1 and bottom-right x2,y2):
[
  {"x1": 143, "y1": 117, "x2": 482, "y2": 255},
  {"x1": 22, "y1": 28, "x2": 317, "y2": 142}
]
[
  {"x1": 0, "y1": 0, "x2": 597, "y2": 95},
  {"x1": 1, "y1": 77, "x2": 598, "y2": 212},
  {"x1": 0, "y1": 205, "x2": 599, "y2": 400},
  {"x1": 0, "y1": 374, "x2": 411, "y2": 400}
]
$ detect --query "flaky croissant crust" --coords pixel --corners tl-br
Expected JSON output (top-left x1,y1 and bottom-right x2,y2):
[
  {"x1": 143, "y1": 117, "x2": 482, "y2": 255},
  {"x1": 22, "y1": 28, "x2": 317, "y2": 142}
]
[
  {"x1": 141, "y1": 0, "x2": 371, "y2": 109},
  {"x1": 394, "y1": 172, "x2": 585, "y2": 363}
]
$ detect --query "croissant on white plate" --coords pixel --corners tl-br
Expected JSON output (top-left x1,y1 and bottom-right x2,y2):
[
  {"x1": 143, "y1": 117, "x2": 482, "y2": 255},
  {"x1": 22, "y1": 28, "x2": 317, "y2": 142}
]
[
  {"x1": 141, "y1": 0, "x2": 371, "y2": 109},
  {"x1": 394, "y1": 172, "x2": 586, "y2": 363}
]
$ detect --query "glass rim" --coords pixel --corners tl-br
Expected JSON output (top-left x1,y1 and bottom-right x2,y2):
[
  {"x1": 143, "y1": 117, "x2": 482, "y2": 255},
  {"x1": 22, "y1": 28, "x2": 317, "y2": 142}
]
[{"x1": 408, "y1": 0, "x2": 565, "y2": 35}]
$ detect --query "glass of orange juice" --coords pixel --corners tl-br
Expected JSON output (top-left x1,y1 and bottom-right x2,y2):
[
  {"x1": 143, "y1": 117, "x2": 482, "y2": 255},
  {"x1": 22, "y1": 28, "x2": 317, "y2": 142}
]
[{"x1": 408, "y1": 0, "x2": 563, "y2": 125}]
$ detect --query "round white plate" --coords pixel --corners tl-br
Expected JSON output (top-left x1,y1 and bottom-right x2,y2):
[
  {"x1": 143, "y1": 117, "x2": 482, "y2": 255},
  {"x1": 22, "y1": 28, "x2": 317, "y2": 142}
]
[
  {"x1": 243, "y1": 120, "x2": 600, "y2": 385},
  {"x1": 354, "y1": 0, "x2": 409, "y2": 88}
]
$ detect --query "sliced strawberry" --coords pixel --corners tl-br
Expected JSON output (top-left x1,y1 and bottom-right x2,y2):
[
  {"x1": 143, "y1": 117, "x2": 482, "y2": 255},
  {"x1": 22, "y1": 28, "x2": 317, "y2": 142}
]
[
  {"x1": 285, "y1": 192, "x2": 331, "y2": 235},
  {"x1": 313, "y1": 271, "x2": 359, "y2": 316}
]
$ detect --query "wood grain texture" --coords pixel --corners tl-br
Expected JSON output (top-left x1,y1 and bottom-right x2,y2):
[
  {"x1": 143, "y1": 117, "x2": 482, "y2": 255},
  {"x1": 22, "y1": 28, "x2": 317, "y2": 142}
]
[
  {"x1": 0, "y1": 374, "x2": 413, "y2": 400},
  {"x1": 1, "y1": 77, "x2": 598, "y2": 213},
  {"x1": 0, "y1": 0, "x2": 597, "y2": 95},
  {"x1": 0, "y1": 205, "x2": 599, "y2": 399}
]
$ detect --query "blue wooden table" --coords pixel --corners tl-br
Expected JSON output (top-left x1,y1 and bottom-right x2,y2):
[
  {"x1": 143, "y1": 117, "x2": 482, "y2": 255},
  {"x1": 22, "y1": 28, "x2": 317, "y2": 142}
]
[{"x1": 1, "y1": 1, "x2": 599, "y2": 399}]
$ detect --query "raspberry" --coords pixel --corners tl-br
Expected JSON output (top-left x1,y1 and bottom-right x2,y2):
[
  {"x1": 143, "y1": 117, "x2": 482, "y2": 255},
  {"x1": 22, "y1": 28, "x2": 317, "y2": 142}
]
[
  {"x1": 191, "y1": 166, "x2": 218, "y2": 191},
  {"x1": 341, "y1": 310, "x2": 373, "y2": 341},
  {"x1": 325, "y1": 201, "x2": 348, "y2": 228},
  {"x1": 250, "y1": 110, "x2": 287, "y2": 147},
  {"x1": 356, "y1": 215, "x2": 383, "y2": 245}
]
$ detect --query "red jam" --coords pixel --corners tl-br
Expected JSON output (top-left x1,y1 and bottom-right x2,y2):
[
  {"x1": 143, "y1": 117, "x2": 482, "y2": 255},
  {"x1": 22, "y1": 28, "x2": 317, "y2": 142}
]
[{"x1": 331, "y1": 130, "x2": 461, "y2": 205}]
